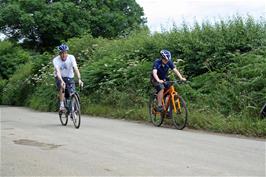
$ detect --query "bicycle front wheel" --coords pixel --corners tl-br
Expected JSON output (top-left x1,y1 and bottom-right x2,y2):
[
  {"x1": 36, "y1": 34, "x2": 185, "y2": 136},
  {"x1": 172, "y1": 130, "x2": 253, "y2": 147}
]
[
  {"x1": 71, "y1": 94, "x2": 81, "y2": 129},
  {"x1": 171, "y1": 95, "x2": 188, "y2": 130},
  {"x1": 148, "y1": 93, "x2": 163, "y2": 127},
  {"x1": 59, "y1": 110, "x2": 68, "y2": 126}
]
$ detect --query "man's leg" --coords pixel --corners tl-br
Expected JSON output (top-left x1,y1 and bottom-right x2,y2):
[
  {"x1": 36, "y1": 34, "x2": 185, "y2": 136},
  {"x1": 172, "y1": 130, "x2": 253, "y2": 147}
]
[
  {"x1": 55, "y1": 77, "x2": 65, "y2": 110},
  {"x1": 59, "y1": 87, "x2": 65, "y2": 110},
  {"x1": 155, "y1": 83, "x2": 165, "y2": 112},
  {"x1": 157, "y1": 89, "x2": 164, "y2": 107},
  {"x1": 59, "y1": 87, "x2": 64, "y2": 101},
  {"x1": 164, "y1": 82, "x2": 171, "y2": 110},
  {"x1": 156, "y1": 89, "x2": 164, "y2": 112}
]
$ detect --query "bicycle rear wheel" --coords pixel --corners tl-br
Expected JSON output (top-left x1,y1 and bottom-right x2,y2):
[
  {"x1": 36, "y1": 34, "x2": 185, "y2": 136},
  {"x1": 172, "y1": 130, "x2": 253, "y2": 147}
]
[
  {"x1": 148, "y1": 93, "x2": 163, "y2": 127},
  {"x1": 71, "y1": 94, "x2": 81, "y2": 129},
  {"x1": 171, "y1": 95, "x2": 188, "y2": 130}
]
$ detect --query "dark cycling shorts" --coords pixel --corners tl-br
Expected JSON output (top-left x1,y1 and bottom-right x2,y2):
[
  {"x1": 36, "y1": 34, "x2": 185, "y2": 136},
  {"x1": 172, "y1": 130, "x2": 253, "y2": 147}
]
[
  {"x1": 150, "y1": 77, "x2": 170, "y2": 93},
  {"x1": 55, "y1": 77, "x2": 75, "y2": 98}
]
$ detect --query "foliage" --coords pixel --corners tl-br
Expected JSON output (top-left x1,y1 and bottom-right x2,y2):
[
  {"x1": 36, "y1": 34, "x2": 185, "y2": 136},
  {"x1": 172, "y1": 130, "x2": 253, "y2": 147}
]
[
  {"x1": 80, "y1": 0, "x2": 146, "y2": 38},
  {"x1": 0, "y1": 0, "x2": 146, "y2": 50},
  {"x1": 48, "y1": 16, "x2": 266, "y2": 120},
  {"x1": 66, "y1": 34, "x2": 108, "y2": 66},
  {"x1": 27, "y1": 79, "x2": 57, "y2": 112},
  {"x1": 170, "y1": 15, "x2": 266, "y2": 76},
  {"x1": 1, "y1": 51, "x2": 52, "y2": 105},
  {"x1": 2, "y1": 62, "x2": 33, "y2": 105},
  {"x1": 0, "y1": 79, "x2": 7, "y2": 103},
  {"x1": 0, "y1": 40, "x2": 31, "y2": 79}
]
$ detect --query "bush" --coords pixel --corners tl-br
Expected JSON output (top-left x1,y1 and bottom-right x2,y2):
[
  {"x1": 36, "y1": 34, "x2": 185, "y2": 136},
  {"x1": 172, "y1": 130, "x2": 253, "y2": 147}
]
[
  {"x1": 27, "y1": 80, "x2": 57, "y2": 111},
  {"x1": 1, "y1": 51, "x2": 52, "y2": 105},
  {"x1": 0, "y1": 41, "x2": 31, "y2": 79},
  {"x1": 2, "y1": 62, "x2": 34, "y2": 105},
  {"x1": 0, "y1": 79, "x2": 7, "y2": 103}
]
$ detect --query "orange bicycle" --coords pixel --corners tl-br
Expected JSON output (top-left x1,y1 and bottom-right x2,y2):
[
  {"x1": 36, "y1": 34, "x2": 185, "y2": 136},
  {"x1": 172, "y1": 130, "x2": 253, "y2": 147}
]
[{"x1": 148, "y1": 81, "x2": 188, "y2": 130}]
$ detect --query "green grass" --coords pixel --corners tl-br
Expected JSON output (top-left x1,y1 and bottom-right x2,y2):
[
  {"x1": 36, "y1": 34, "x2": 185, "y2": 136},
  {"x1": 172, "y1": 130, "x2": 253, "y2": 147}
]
[
  {"x1": 81, "y1": 98, "x2": 149, "y2": 121},
  {"x1": 80, "y1": 98, "x2": 266, "y2": 138},
  {"x1": 188, "y1": 108, "x2": 266, "y2": 137}
]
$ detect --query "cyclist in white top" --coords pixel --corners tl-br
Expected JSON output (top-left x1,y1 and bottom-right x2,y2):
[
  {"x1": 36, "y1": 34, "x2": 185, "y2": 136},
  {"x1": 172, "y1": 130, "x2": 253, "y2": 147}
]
[{"x1": 52, "y1": 44, "x2": 83, "y2": 111}]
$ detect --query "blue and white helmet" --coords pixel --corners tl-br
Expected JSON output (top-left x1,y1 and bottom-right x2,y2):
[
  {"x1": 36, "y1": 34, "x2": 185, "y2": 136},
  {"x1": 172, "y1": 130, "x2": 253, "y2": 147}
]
[
  {"x1": 58, "y1": 44, "x2": 69, "y2": 53},
  {"x1": 160, "y1": 49, "x2": 171, "y2": 61}
]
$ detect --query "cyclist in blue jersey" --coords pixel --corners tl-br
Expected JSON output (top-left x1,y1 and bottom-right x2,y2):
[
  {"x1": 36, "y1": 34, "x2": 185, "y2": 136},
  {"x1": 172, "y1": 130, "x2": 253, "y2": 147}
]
[{"x1": 151, "y1": 50, "x2": 186, "y2": 112}]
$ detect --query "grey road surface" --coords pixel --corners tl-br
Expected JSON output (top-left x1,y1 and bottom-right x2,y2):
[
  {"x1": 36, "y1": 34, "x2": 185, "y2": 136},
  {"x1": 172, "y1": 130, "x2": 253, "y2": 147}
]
[{"x1": 1, "y1": 106, "x2": 265, "y2": 176}]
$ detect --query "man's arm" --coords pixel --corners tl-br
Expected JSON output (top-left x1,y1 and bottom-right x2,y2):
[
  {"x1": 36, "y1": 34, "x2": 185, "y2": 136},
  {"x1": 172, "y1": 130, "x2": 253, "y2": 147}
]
[
  {"x1": 71, "y1": 56, "x2": 83, "y2": 87},
  {"x1": 55, "y1": 67, "x2": 65, "y2": 87},
  {"x1": 55, "y1": 67, "x2": 65, "y2": 88},
  {"x1": 173, "y1": 68, "x2": 186, "y2": 81},
  {"x1": 53, "y1": 58, "x2": 65, "y2": 88},
  {"x1": 55, "y1": 67, "x2": 62, "y2": 81},
  {"x1": 73, "y1": 66, "x2": 81, "y2": 80},
  {"x1": 73, "y1": 66, "x2": 83, "y2": 87},
  {"x1": 153, "y1": 69, "x2": 164, "y2": 83}
]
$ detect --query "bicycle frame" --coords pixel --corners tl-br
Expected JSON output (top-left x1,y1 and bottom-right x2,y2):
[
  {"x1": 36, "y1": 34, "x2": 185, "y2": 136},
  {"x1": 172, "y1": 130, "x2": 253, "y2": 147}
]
[
  {"x1": 65, "y1": 92, "x2": 81, "y2": 113},
  {"x1": 61, "y1": 83, "x2": 81, "y2": 113},
  {"x1": 161, "y1": 85, "x2": 181, "y2": 113},
  {"x1": 150, "y1": 80, "x2": 188, "y2": 129},
  {"x1": 64, "y1": 95, "x2": 73, "y2": 113}
]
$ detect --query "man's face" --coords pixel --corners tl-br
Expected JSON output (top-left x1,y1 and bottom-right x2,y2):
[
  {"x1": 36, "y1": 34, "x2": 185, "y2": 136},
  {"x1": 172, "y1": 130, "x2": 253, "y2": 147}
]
[
  {"x1": 162, "y1": 57, "x2": 168, "y2": 64},
  {"x1": 60, "y1": 51, "x2": 68, "y2": 61}
]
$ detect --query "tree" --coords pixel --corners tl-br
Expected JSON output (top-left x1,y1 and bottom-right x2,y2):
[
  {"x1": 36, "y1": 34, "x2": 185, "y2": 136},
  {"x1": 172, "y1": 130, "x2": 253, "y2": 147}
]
[
  {"x1": 0, "y1": 0, "x2": 146, "y2": 50},
  {"x1": 80, "y1": 0, "x2": 146, "y2": 38},
  {"x1": 0, "y1": 41, "x2": 30, "y2": 79}
]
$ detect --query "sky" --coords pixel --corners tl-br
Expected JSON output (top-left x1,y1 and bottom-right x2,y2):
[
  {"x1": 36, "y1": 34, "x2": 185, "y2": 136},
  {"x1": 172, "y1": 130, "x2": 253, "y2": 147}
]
[{"x1": 136, "y1": 0, "x2": 266, "y2": 32}]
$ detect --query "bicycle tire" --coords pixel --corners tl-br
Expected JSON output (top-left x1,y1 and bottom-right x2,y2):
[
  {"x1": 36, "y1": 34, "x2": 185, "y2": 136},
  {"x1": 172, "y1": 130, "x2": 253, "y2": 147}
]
[
  {"x1": 59, "y1": 100, "x2": 68, "y2": 126},
  {"x1": 71, "y1": 93, "x2": 81, "y2": 129},
  {"x1": 260, "y1": 103, "x2": 266, "y2": 118},
  {"x1": 171, "y1": 95, "x2": 188, "y2": 130},
  {"x1": 148, "y1": 93, "x2": 164, "y2": 127}
]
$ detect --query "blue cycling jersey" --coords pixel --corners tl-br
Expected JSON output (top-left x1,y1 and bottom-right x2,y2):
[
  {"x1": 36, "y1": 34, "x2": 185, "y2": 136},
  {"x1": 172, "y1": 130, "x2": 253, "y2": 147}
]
[{"x1": 152, "y1": 59, "x2": 175, "y2": 80}]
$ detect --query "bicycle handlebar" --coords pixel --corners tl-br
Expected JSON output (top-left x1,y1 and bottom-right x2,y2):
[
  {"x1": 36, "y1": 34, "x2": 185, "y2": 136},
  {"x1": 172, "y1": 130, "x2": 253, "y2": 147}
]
[
  {"x1": 74, "y1": 81, "x2": 84, "y2": 91},
  {"x1": 164, "y1": 80, "x2": 189, "y2": 85}
]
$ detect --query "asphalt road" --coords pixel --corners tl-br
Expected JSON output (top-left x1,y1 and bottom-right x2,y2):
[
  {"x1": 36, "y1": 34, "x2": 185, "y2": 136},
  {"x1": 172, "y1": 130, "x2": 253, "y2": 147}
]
[{"x1": 1, "y1": 106, "x2": 265, "y2": 176}]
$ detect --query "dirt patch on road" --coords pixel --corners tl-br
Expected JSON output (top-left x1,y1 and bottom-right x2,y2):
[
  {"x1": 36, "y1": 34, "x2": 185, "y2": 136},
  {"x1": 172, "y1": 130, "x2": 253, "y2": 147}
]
[{"x1": 13, "y1": 139, "x2": 62, "y2": 150}]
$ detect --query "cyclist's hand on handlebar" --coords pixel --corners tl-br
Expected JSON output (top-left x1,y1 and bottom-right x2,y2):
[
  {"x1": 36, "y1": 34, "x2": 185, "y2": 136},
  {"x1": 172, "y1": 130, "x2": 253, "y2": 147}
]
[
  {"x1": 180, "y1": 77, "x2": 186, "y2": 81},
  {"x1": 158, "y1": 79, "x2": 165, "y2": 84},
  {"x1": 78, "y1": 79, "x2": 84, "y2": 88},
  {"x1": 61, "y1": 81, "x2": 66, "y2": 89}
]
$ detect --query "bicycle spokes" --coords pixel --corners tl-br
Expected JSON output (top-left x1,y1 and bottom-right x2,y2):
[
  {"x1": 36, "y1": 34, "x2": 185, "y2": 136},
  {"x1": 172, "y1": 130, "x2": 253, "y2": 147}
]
[
  {"x1": 149, "y1": 94, "x2": 164, "y2": 127},
  {"x1": 59, "y1": 109, "x2": 68, "y2": 126},
  {"x1": 172, "y1": 95, "x2": 188, "y2": 130},
  {"x1": 71, "y1": 94, "x2": 81, "y2": 129}
]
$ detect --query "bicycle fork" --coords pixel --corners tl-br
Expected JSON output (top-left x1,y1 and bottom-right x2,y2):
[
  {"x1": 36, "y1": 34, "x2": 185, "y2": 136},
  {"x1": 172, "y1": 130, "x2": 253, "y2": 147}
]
[{"x1": 171, "y1": 94, "x2": 181, "y2": 113}]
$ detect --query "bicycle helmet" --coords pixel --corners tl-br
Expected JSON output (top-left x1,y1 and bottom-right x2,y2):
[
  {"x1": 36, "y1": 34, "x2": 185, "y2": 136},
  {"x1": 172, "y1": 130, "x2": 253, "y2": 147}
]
[
  {"x1": 58, "y1": 44, "x2": 69, "y2": 53},
  {"x1": 160, "y1": 49, "x2": 171, "y2": 61}
]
